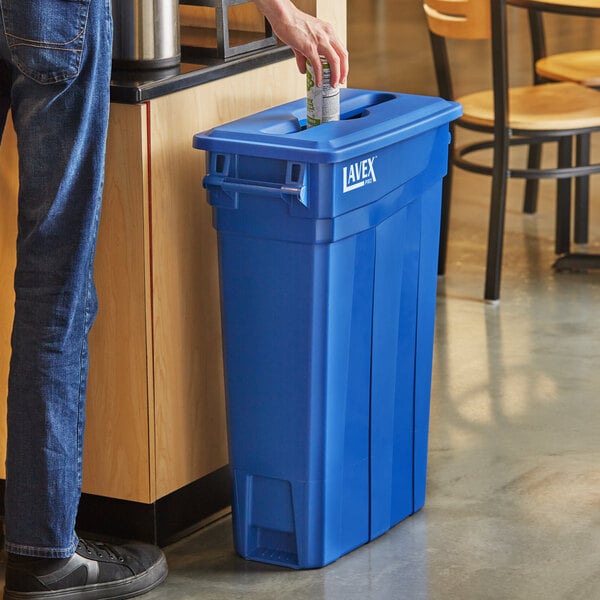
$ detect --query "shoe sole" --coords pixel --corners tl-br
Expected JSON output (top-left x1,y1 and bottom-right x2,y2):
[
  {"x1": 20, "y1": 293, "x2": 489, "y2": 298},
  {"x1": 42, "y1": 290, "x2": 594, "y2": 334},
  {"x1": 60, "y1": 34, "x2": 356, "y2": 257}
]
[{"x1": 3, "y1": 553, "x2": 168, "y2": 600}]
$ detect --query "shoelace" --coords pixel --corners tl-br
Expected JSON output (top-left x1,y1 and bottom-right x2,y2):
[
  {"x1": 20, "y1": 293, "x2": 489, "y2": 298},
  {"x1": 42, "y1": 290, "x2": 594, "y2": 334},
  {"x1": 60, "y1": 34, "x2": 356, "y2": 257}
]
[{"x1": 78, "y1": 539, "x2": 125, "y2": 563}]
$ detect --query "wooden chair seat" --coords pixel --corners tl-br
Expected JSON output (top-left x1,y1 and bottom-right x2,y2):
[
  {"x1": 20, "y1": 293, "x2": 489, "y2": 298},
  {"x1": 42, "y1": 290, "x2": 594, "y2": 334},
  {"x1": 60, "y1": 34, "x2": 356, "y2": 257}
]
[
  {"x1": 536, "y1": 50, "x2": 600, "y2": 87},
  {"x1": 459, "y1": 81, "x2": 600, "y2": 131}
]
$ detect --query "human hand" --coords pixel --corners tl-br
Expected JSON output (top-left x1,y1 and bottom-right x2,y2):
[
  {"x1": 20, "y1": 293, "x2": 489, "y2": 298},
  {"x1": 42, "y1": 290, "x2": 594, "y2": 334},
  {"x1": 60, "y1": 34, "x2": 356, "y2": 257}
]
[{"x1": 253, "y1": 0, "x2": 348, "y2": 87}]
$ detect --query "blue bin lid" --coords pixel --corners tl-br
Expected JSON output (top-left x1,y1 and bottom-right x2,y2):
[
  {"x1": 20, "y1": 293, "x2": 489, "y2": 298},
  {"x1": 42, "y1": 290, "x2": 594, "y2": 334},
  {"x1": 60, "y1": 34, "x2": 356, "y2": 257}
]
[{"x1": 193, "y1": 88, "x2": 462, "y2": 163}]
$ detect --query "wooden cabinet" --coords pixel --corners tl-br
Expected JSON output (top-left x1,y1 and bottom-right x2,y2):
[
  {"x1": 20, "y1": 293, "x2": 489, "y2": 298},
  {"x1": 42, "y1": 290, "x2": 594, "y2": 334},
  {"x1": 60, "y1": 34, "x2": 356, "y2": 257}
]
[
  {"x1": 87, "y1": 61, "x2": 312, "y2": 504},
  {"x1": 0, "y1": 0, "x2": 346, "y2": 542}
]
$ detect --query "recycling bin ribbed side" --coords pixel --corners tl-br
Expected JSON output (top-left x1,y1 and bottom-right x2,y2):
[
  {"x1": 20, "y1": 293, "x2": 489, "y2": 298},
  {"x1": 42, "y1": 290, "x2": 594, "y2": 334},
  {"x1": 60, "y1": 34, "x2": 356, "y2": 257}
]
[{"x1": 193, "y1": 89, "x2": 462, "y2": 569}]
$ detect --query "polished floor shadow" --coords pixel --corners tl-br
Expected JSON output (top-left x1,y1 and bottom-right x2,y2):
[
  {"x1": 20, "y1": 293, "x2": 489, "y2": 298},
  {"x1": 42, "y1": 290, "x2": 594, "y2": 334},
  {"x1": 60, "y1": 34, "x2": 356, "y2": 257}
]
[{"x1": 3, "y1": 2, "x2": 600, "y2": 599}]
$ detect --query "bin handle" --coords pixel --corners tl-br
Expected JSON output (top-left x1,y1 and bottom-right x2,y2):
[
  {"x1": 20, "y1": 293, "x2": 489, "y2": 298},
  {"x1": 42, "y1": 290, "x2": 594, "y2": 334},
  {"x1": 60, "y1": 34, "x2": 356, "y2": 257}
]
[{"x1": 203, "y1": 174, "x2": 307, "y2": 207}]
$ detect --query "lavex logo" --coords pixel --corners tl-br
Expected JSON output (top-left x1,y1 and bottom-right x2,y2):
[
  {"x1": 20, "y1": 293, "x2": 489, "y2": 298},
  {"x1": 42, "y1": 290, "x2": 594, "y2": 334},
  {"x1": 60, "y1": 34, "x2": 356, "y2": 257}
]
[{"x1": 343, "y1": 156, "x2": 377, "y2": 193}]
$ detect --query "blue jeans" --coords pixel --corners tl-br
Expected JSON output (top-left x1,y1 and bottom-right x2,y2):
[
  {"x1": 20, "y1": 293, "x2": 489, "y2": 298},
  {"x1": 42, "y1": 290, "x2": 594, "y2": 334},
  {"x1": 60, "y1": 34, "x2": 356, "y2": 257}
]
[{"x1": 0, "y1": 0, "x2": 112, "y2": 557}]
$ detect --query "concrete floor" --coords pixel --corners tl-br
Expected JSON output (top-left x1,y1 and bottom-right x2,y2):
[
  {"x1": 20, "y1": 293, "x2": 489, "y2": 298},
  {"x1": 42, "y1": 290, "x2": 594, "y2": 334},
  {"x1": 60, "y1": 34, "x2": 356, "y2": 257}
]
[{"x1": 5, "y1": 2, "x2": 600, "y2": 599}]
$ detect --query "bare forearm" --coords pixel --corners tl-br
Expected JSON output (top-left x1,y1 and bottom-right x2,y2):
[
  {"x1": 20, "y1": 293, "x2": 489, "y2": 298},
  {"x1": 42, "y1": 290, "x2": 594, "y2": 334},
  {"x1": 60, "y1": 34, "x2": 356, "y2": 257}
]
[{"x1": 252, "y1": 0, "x2": 293, "y2": 24}]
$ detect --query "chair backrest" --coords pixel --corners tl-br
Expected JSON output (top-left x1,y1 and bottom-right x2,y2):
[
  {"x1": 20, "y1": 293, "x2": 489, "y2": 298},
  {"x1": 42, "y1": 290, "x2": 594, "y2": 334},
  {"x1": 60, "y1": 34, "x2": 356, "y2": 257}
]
[
  {"x1": 423, "y1": 0, "x2": 491, "y2": 41},
  {"x1": 528, "y1": 9, "x2": 548, "y2": 83},
  {"x1": 424, "y1": 0, "x2": 510, "y2": 148}
]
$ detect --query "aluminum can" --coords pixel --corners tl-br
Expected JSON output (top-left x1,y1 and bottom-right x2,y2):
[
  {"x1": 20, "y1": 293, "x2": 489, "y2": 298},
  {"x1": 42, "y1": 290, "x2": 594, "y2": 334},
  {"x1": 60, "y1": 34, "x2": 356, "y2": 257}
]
[{"x1": 306, "y1": 58, "x2": 340, "y2": 127}]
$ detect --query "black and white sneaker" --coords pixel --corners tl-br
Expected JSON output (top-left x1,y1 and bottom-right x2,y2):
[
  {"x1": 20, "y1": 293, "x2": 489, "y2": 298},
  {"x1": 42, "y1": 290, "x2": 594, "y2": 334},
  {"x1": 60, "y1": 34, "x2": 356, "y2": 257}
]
[{"x1": 3, "y1": 538, "x2": 168, "y2": 599}]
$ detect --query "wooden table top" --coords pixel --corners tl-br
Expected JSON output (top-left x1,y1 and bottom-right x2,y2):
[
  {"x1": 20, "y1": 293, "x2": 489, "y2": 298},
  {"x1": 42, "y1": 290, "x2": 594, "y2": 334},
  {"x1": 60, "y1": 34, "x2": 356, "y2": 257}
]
[{"x1": 507, "y1": 0, "x2": 600, "y2": 17}]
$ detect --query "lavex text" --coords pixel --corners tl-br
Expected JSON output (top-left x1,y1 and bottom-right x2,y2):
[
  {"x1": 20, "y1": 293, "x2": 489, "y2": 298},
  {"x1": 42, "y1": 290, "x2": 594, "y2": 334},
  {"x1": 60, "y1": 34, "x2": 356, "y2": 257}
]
[{"x1": 343, "y1": 156, "x2": 377, "y2": 193}]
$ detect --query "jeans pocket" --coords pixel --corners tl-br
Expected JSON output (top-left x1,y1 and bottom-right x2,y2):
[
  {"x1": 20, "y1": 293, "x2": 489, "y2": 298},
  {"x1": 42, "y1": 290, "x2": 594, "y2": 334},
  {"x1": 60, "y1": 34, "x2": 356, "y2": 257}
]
[{"x1": 0, "y1": 0, "x2": 91, "y2": 84}]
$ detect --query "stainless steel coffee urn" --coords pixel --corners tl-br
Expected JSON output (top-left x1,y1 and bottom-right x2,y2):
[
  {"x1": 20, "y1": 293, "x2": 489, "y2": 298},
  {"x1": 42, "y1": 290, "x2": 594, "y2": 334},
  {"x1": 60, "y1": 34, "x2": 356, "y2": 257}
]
[{"x1": 112, "y1": 0, "x2": 181, "y2": 69}]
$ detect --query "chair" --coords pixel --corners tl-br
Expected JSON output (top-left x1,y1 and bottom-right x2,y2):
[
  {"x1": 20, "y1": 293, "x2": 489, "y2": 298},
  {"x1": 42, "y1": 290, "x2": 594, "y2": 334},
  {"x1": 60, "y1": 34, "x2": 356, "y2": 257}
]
[
  {"x1": 523, "y1": 9, "x2": 600, "y2": 245},
  {"x1": 536, "y1": 49, "x2": 600, "y2": 87},
  {"x1": 424, "y1": 0, "x2": 600, "y2": 301}
]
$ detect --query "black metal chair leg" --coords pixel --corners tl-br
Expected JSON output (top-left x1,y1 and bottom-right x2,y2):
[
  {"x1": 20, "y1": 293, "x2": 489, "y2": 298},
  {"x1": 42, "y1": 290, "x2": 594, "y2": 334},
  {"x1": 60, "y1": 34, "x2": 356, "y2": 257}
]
[
  {"x1": 524, "y1": 8, "x2": 545, "y2": 216},
  {"x1": 574, "y1": 133, "x2": 590, "y2": 245},
  {"x1": 484, "y1": 159, "x2": 509, "y2": 302},
  {"x1": 555, "y1": 137, "x2": 572, "y2": 255},
  {"x1": 523, "y1": 143, "x2": 541, "y2": 214},
  {"x1": 438, "y1": 148, "x2": 454, "y2": 276}
]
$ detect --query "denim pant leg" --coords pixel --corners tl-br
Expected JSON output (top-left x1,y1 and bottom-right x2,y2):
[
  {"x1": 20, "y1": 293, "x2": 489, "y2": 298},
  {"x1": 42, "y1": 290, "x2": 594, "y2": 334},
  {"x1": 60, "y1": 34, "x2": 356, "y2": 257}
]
[
  {"x1": 0, "y1": 59, "x2": 9, "y2": 133},
  {"x1": 0, "y1": 0, "x2": 112, "y2": 557}
]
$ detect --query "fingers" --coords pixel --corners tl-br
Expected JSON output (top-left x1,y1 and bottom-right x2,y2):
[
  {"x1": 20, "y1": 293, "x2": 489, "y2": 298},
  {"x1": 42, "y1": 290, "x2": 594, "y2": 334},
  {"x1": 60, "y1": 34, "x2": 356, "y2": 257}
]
[
  {"x1": 310, "y1": 31, "x2": 348, "y2": 88},
  {"x1": 322, "y1": 46, "x2": 343, "y2": 89},
  {"x1": 307, "y1": 47, "x2": 348, "y2": 89},
  {"x1": 333, "y1": 41, "x2": 349, "y2": 86},
  {"x1": 294, "y1": 50, "x2": 307, "y2": 75},
  {"x1": 306, "y1": 54, "x2": 323, "y2": 88},
  {"x1": 309, "y1": 21, "x2": 348, "y2": 88},
  {"x1": 305, "y1": 37, "x2": 348, "y2": 88}
]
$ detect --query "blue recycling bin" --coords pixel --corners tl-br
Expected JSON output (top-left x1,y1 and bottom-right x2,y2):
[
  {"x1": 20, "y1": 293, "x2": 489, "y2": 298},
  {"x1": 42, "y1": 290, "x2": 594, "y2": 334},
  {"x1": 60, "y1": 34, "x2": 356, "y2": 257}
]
[{"x1": 193, "y1": 88, "x2": 461, "y2": 569}]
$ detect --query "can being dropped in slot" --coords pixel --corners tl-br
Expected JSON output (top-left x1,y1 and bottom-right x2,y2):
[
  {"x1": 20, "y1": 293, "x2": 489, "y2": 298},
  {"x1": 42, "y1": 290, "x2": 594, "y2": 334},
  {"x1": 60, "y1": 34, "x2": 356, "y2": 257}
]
[{"x1": 306, "y1": 58, "x2": 340, "y2": 127}]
